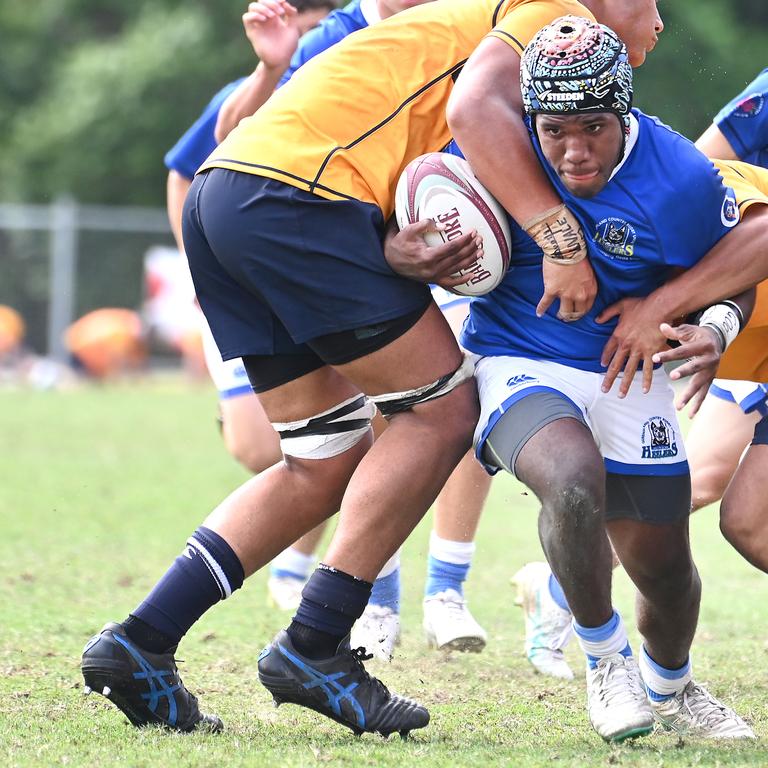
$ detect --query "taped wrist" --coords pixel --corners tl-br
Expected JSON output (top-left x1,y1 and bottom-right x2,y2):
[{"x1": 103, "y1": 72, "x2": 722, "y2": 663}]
[
  {"x1": 522, "y1": 203, "x2": 587, "y2": 264},
  {"x1": 698, "y1": 301, "x2": 743, "y2": 353}
]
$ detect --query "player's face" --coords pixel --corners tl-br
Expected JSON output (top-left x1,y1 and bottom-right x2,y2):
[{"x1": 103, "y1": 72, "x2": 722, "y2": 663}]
[
  {"x1": 296, "y1": 7, "x2": 333, "y2": 36},
  {"x1": 597, "y1": 0, "x2": 663, "y2": 66},
  {"x1": 377, "y1": 0, "x2": 434, "y2": 20},
  {"x1": 536, "y1": 113, "x2": 624, "y2": 198}
]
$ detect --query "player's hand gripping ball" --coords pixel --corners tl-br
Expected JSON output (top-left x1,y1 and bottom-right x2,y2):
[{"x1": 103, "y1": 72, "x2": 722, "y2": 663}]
[{"x1": 395, "y1": 152, "x2": 511, "y2": 296}]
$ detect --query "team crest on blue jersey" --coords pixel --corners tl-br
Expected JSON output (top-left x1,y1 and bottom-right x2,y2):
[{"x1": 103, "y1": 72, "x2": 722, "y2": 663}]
[
  {"x1": 594, "y1": 217, "x2": 637, "y2": 260},
  {"x1": 641, "y1": 417, "x2": 678, "y2": 460},
  {"x1": 734, "y1": 94, "x2": 764, "y2": 118},
  {"x1": 721, "y1": 187, "x2": 739, "y2": 228}
]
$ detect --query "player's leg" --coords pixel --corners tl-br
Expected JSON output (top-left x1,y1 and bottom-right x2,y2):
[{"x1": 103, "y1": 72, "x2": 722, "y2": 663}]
[
  {"x1": 475, "y1": 357, "x2": 650, "y2": 742},
  {"x1": 423, "y1": 295, "x2": 491, "y2": 652},
  {"x1": 597, "y1": 374, "x2": 753, "y2": 740},
  {"x1": 720, "y1": 415, "x2": 768, "y2": 572},
  {"x1": 201, "y1": 316, "x2": 328, "y2": 608},
  {"x1": 687, "y1": 382, "x2": 760, "y2": 511},
  {"x1": 83, "y1": 169, "x2": 477, "y2": 736}
]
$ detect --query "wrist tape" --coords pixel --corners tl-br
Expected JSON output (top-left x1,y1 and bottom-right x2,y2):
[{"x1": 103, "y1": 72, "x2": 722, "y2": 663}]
[
  {"x1": 522, "y1": 203, "x2": 587, "y2": 264},
  {"x1": 698, "y1": 301, "x2": 743, "y2": 353}
]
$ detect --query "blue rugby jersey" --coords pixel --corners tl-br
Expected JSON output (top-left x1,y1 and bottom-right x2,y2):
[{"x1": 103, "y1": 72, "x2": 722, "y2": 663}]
[
  {"x1": 459, "y1": 110, "x2": 739, "y2": 372},
  {"x1": 715, "y1": 68, "x2": 768, "y2": 169}
]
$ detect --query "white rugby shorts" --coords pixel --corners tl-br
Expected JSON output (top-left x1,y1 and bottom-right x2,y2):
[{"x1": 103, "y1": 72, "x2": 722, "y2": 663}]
[
  {"x1": 473, "y1": 356, "x2": 688, "y2": 477},
  {"x1": 708, "y1": 378, "x2": 768, "y2": 415}
]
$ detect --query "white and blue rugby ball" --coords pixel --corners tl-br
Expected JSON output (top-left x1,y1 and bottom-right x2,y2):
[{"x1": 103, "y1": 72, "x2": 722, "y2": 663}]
[{"x1": 395, "y1": 152, "x2": 511, "y2": 296}]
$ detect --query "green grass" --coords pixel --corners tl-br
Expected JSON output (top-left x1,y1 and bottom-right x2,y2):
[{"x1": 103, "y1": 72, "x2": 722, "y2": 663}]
[{"x1": 1, "y1": 378, "x2": 767, "y2": 767}]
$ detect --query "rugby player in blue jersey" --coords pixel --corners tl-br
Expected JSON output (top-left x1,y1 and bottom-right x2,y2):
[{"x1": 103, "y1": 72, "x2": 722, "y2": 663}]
[
  {"x1": 459, "y1": 18, "x2": 756, "y2": 741},
  {"x1": 167, "y1": 0, "x2": 491, "y2": 658}
]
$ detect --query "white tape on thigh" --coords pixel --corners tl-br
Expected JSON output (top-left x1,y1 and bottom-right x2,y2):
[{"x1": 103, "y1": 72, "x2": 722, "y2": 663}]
[
  {"x1": 369, "y1": 353, "x2": 475, "y2": 417},
  {"x1": 273, "y1": 394, "x2": 375, "y2": 460}
]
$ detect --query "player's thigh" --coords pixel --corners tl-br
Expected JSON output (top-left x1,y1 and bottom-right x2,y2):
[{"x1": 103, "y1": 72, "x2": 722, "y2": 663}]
[
  {"x1": 473, "y1": 357, "x2": 600, "y2": 487},
  {"x1": 721, "y1": 416, "x2": 768, "y2": 525},
  {"x1": 687, "y1": 388, "x2": 760, "y2": 477}
]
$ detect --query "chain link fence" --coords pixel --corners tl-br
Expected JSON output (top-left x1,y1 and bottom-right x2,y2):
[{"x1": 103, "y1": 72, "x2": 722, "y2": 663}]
[{"x1": 0, "y1": 198, "x2": 177, "y2": 362}]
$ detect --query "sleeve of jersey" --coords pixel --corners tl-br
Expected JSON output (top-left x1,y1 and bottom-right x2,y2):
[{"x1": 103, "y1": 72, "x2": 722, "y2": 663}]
[
  {"x1": 714, "y1": 68, "x2": 768, "y2": 160},
  {"x1": 164, "y1": 80, "x2": 244, "y2": 178},
  {"x1": 655, "y1": 148, "x2": 740, "y2": 269},
  {"x1": 277, "y1": 19, "x2": 348, "y2": 88},
  {"x1": 488, "y1": 1, "x2": 595, "y2": 54},
  {"x1": 717, "y1": 161, "x2": 768, "y2": 217}
]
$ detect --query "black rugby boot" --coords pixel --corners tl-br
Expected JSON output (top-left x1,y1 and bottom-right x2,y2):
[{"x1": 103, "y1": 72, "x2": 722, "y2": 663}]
[
  {"x1": 81, "y1": 622, "x2": 222, "y2": 732},
  {"x1": 258, "y1": 629, "x2": 429, "y2": 737}
]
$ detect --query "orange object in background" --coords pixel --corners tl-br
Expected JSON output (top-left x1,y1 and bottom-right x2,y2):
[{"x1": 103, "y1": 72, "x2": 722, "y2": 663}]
[
  {"x1": 64, "y1": 308, "x2": 147, "y2": 379},
  {"x1": 0, "y1": 305, "x2": 25, "y2": 357}
]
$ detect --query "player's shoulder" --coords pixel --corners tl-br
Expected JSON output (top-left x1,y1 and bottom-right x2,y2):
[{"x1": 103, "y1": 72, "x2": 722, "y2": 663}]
[
  {"x1": 635, "y1": 109, "x2": 719, "y2": 179},
  {"x1": 311, "y1": 0, "x2": 368, "y2": 38}
]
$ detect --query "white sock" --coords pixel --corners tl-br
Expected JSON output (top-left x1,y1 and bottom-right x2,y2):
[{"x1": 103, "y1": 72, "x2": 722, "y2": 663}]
[
  {"x1": 639, "y1": 645, "x2": 692, "y2": 701},
  {"x1": 270, "y1": 546, "x2": 314, "y2": 579},
  {"x1": 376, "y1": 549, "x2": 401, "y2": 580},
  {"x1": 429, "y1": 531, "x2": 475, "y2": 565}
]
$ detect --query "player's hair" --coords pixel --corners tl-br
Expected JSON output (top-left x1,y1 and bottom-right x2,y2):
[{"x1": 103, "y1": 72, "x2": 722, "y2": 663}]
[
  {"x1": 293, "y1": 0, "x2": 337, "y2": 13},
  {"x1": 520, "y1": 16, "x2": 633, "y2": 129}
]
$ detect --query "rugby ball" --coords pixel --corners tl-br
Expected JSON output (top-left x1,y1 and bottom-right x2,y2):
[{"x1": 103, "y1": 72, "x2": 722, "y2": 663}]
[{"x1": 395, "y1": 152, "x2": 511, "y2": 296}]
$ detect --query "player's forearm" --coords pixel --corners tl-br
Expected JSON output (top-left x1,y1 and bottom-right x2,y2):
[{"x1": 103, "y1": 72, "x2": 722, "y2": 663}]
[
  {"x1": 214, "y1": 63, "x2": 286, "y2": 143},
  {"x1": 447, "y1": 39, "x2": 562, "y2": 225},
  {"x1": 645, "y1": 207, "x2": 768, "y2": 321}
]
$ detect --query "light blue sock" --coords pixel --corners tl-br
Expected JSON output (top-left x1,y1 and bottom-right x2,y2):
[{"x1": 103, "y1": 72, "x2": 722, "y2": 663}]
[
  {"x1": 548, "y1": 573, "x2": 570, "y2": 611},
  {"x1": 574, "y1": 610, "x2": 632, "y2": 669},
  {"x1": 425, "y1": 555, "x2": 470, "y2": 597},
  {"x1": 370, "y1": 567, "x2": 400, "y2": 612}
]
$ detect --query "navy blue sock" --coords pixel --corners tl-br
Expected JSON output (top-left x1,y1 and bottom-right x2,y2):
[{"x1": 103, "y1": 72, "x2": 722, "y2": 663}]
[
  {"x1": 288, "y1": 564, "x2": 372, "y2": 659},
  {"x1": 125, "y1": 526, "x2": 244, "y2": 653}
]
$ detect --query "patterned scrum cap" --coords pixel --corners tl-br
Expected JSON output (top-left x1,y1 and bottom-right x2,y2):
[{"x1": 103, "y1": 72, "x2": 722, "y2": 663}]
[{"x1": 520, "y1": 16, "x2": 633, "y2": 129}]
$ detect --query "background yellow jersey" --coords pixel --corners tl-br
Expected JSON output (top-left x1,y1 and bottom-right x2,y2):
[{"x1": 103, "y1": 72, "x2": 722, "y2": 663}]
[
  {"x1": 713, "y1": 160, "x2": 768, "y2": 381},
  {"x1": 201, "y1": 0, "x2": 592, "y2": 217}
]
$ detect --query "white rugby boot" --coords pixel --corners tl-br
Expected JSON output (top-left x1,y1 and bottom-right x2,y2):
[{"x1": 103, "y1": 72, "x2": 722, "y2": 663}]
[
  {"x1": 266, "y1": 574, "x2": 305, "y2": 611},
  {"x1": 423, "y1": 589, "x2": 487, "y2": 652},
  {"x1": 350, "y1": 604, "x2": 401, "y2": 662},
  {"x1": 586, "y1": 653, "x2": 655, "y2": 742},
  {"x1": 650, "y1": 681, "x2": 755, "y2": 739},
  {"x1": 511, "y1": 562, "x2": 574, "y2": 679}
]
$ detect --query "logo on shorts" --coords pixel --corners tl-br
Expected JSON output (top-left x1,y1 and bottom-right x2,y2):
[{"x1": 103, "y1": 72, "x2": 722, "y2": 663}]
[
  {"x1": 594, "y1": 218, "x2": 637, "y2": 260},
  {"x1": 507, "y1": 374, "x2": 537, "y2": 389},
  {"x1": 734, "y1": 94, "x2": 764, "y2": 118},
  {"x1": 641, "y1": 417, "x2": 678, "y2": 460}
]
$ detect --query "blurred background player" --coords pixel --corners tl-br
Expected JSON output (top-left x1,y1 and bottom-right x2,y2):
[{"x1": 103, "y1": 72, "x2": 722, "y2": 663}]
[
  {"x1": 166, "y1": 0, "x2": 491, "y2": 660},
  {"x1": 64, "y1": 308, "x2": 147, "y2": 380}
]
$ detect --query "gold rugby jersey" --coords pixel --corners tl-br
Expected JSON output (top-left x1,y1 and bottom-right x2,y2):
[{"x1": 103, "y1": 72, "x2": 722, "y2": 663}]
[
  {"x1": 200, "y1": 0, "x2": 593, "y2": 217},
  {"x1": 712, "y1": 159, "x2": 768, "y2": 382}
]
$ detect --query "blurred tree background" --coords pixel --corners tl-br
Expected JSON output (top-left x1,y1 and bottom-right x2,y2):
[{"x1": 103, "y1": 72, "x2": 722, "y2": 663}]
[{"x1": 0, "y1": 0, "x2": 765, "y2": 206}]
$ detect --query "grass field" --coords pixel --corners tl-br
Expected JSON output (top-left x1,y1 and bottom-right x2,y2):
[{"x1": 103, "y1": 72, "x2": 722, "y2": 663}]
[{"x1": 1, "y1": 377, "x2": 767, "y2": 767}]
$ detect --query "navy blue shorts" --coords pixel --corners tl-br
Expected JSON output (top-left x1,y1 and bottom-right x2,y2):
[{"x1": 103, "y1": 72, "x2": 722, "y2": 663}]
[
  {"x1": 753, "y1": 414, "x2": 768, "y2": 446},
  {"x1": 182, "y1": 169, "x2": 430, "y2": 361}
]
